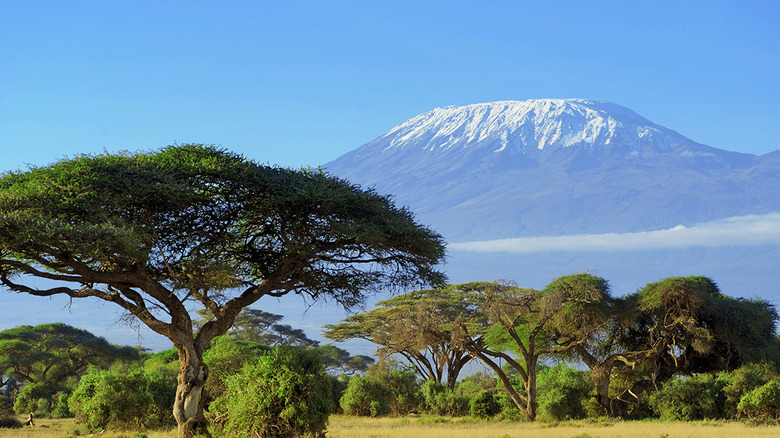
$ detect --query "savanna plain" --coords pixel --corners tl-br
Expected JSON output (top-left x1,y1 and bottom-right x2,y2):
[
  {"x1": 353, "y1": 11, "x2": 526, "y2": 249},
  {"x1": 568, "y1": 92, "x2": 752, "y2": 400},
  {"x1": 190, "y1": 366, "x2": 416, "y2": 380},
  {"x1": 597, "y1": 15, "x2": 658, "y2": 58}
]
[{"x1": 4, "y1": 416, "x2": 780, "y2": 438}]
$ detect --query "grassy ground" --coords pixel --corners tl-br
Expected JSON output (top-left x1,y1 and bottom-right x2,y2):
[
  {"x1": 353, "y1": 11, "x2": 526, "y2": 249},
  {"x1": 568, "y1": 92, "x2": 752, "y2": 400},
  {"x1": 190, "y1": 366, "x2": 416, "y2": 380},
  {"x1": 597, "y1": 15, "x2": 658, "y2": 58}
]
[{"x1": 2, "y1": 415, "x2": 780, "y2": 438}]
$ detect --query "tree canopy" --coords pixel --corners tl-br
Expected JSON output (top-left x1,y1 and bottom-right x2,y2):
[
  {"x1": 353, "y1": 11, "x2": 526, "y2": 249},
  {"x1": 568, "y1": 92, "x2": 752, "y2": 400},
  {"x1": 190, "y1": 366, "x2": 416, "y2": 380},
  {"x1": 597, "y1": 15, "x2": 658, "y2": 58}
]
[
  {"x1": 324, "y1": 287, "x2": 472, "y2": 389},
  {"x1": 0, "y1": 323, "x2": 138, "y2": 389},
  {"x1": 0, "y1": 144, "x2": 446, "y2": 437}
]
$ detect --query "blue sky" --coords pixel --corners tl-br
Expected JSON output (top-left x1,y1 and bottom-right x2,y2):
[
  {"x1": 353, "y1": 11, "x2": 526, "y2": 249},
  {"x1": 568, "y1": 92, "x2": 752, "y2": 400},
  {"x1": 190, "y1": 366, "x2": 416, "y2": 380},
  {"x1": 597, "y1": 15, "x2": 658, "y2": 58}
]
[
  {"x1": 1, "y1": 1, "x2": 779, "y2": 350},
  {"x1": 2, "y1": 0, "x2": 779, "y2": 174}
]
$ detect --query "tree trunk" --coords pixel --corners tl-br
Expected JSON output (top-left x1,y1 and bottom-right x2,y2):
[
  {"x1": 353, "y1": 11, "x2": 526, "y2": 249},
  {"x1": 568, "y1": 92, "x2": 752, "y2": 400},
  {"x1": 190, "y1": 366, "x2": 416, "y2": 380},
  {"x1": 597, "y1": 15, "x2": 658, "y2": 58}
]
[
  {"x1": 173, "y1": 343, "x2": 208, "y2": 438},
  {"x1": 591, "y1": 366, "x2": 619, "y2": 416},
  {"x1": 525, "y1": 359, "x2": 537, "y2": 421}
]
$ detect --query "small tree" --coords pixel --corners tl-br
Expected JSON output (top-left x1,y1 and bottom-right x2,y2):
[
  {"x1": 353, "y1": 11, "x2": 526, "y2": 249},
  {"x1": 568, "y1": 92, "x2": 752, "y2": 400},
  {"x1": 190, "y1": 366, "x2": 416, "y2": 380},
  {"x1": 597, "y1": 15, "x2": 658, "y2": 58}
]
[
  {"x1": 0, "y1": 145, "x2": 445, "y2": 437},
  {"x1": 324, "y1": 288, "x2": 472, "y2": 390},
  {"x1": 207, "y1": 346, "x2": 332, "y2": 438}
]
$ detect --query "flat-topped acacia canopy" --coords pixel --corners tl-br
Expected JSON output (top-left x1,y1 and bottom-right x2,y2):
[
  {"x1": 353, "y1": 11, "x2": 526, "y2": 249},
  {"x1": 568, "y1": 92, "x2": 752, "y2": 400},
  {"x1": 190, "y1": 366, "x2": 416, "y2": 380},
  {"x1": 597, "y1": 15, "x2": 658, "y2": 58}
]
[{"x1": 0, "y1": 144, "x2": 446, "y2": 437}]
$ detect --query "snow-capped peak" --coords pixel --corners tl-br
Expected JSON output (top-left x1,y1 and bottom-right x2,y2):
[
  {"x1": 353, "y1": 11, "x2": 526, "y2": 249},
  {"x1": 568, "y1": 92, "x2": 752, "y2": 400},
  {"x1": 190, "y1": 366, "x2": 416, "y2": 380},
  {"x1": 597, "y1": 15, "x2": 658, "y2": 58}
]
[{"x1": 376, "y1": 99, "x2": 692, "y2": 156}]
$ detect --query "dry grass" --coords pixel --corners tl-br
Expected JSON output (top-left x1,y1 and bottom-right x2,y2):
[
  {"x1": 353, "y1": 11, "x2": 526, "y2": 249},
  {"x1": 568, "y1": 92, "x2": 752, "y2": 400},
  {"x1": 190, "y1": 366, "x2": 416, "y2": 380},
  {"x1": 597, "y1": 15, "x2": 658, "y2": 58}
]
[
  {"x1": 0, "y1": 416, "x2": 176, "y2": 438},
  {"x1": 2, "y1": 415, "x2": 779, "y2": 438},
  {"x1": 326, "y1": 415, "x2": 780, "y2": 438}
]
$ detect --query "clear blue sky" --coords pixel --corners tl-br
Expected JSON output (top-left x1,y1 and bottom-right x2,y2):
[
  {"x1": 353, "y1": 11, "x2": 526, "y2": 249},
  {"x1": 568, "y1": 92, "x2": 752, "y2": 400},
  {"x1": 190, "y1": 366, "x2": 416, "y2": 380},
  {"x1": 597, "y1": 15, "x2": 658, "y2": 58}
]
[{"x1": 2, "y1": 0, "x2": 779, "y2": 174}]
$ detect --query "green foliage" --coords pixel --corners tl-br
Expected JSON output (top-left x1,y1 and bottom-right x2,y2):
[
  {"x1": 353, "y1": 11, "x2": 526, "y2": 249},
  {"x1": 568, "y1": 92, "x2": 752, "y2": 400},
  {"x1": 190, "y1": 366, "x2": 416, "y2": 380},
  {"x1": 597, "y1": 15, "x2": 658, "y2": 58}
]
[
  {"x1": 368, "y1": 360, "x2": 422, "y2": 415},
  {"x1": 207, "y1": 346, "x2": 333, "y2": 438},
  {"x1": 0, "y1": 323, "x2": 138, "y2": 391},
  {"x1": 324, "y1": 286, "x2": 472, "y2": 388},
  {"x1": 649, "y1": 375, "x2": 725, "y2": 421},
  {"x1": 68, "y1": 366, "x2": 176, "y2": 431},
  {"x1": 457, "y1": 371, "x2": 498, "y2": 395},
  {"x1": 737, "y1": 380, "x2": 780, "y2": 423},
  {"x1": 1, "y1": 144, "x2": 446, "y2": 433},
  {"x1": 13, "y1": 380, "x2": 65, "y2": 417},
  {"x1": 469, "y1": 390, "x2": 501, "y2": 418},
  {"x1": 52, "y1": 391, "x2": 72, "y2": 418},
  {"x1": 536, "y1": 365, "x2": 593, "y2": 421},
  {"x1": 718, "y1": 363, "x2": 778, "y2": 418},
  {"x1": 202, "y1": 336, "x2": 268, "y2": 401},
  {"x1": 339, "y1": 375, "x2": 392, "y2": 417},
  {"x1": 419, "y1": 380, "x2": 469, "y2": 416}
]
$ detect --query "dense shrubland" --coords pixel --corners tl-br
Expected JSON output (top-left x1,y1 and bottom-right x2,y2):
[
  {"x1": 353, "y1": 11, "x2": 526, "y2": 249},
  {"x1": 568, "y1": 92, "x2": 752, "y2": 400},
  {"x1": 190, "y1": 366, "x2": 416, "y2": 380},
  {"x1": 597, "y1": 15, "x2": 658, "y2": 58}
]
[{"x1": 3, "y1": 274, "x2": 780, "y2": 435}]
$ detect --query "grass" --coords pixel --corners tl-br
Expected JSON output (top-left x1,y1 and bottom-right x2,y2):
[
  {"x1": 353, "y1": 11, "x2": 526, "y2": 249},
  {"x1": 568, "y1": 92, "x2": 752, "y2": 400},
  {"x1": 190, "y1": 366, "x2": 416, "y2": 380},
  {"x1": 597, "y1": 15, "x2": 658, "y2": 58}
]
[
  {"x1": 325, "y1": 415, "x2": 780, "y2": 438},
  {"x1": 2, "y1": 415, "x2": 780, "y2": 438},
  {"x1": 0, "y1": 416, "x2": 175, "y2": 438}
]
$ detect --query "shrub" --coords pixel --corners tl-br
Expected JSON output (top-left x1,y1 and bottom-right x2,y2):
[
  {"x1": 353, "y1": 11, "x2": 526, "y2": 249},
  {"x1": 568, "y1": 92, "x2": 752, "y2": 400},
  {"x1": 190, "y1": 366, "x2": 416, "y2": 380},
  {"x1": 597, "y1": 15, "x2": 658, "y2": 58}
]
[
  {"x1": 368, "y1": 360, "x2": 422, "y2": 415},
  {"x1": 13, "y1": 380, "x2": 64, "y2": 417},
  {"x1": 68, "y1": 366, "x2": 176, "y2": 431},
  {"x1": 207, "y1": 346, "x2": 333, "y2": 438},
  {"x1": 650, "y1": 374, "x2": 725, "y2": 421},
  {"x1": 52, "y1": 392, "x2": 73, "y2": 418},
  {"x1": 536, "y1": 365, "x2": 593, "y2": 421},
  {"x1": 719, "y1": 363, "x2": 777, "y2": 418},
  {"x1": 202, "y1": 337, "x2": 268, "y2": 402},
  {"x1": 457, "y1": 372, "x2": 497, "y2": 395},
  {"x1": 737, "y1": 380, "x2": 780, "y2": 423},
  {"x1": 469, "y1": 390, "x2": 500, "y2": 418},
  {"x1": 419, "y1": 380, "x2": 469, "y2": 416},
  {"x1": 0, "y1": 403, "x2": 21, "y2": 429},
  {"x1": 339, "y1": 375, "x2": 391, "y2": 417}
]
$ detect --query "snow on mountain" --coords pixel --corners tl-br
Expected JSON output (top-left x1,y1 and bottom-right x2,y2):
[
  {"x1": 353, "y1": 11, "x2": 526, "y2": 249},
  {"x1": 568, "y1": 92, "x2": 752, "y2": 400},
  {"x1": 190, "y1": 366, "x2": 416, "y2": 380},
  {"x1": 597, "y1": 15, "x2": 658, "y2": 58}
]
[
  {"x1": 325, "y1": 99, "x2": 780, "y2": 242},
  {"x1": 378, "y1": 99, "x2": 688, "y2": 156}
]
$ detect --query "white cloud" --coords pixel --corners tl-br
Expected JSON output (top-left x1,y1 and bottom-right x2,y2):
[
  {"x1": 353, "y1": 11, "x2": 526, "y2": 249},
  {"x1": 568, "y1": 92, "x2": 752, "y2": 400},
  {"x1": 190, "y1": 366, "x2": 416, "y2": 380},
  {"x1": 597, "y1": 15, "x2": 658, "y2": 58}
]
[{"x1": 450, "y1": 213, "x2": 780, "y2": 253}]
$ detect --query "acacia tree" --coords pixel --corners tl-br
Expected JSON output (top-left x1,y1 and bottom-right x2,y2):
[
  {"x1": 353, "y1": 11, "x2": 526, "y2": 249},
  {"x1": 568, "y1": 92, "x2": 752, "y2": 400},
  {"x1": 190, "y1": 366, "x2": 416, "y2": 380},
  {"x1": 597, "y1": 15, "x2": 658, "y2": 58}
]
[
  {"x1": 0, "y1": 145, "x2": 445, "y2": 437},
  {"x1": 324, "y1": 287, "x2": 472, "y2": 390},
  {"x1": 572, "y1": 276, "x2": 779, "y2": 417},
  {"x1": 0, "y1": 323, "x2": 138, "y2": 390},
  {"x1": 194, "y1": 308, "x2": 320, "y2": 348},
  {"x1": 407, "y1": 275, "x2": 609, "y2": 421}
]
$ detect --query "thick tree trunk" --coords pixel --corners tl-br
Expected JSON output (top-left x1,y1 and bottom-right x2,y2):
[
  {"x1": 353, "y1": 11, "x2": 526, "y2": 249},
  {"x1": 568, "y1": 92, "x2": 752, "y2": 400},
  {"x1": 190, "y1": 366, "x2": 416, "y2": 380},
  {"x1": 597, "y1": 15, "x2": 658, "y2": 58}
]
[
  {"x1": 591, "y1": 366, "x2": 623, "y2": 417},
  {"x1": 173, "y1": 343, "x2": 208, "y2": 438}
]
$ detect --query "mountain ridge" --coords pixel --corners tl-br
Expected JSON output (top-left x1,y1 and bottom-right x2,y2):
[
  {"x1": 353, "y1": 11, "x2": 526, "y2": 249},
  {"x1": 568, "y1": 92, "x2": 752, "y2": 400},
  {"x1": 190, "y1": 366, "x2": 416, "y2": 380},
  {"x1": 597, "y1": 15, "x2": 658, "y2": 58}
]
[{"x1": 325, "y1": 99, "x2": 780, "y2": 242}]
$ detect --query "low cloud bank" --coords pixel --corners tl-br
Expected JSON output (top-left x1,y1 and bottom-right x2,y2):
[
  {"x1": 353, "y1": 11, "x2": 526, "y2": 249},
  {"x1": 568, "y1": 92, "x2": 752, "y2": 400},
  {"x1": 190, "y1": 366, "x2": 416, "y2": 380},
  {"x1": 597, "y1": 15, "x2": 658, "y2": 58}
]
[{"x1": 450, "y1": 213, "x2": 780, "y2": 253}]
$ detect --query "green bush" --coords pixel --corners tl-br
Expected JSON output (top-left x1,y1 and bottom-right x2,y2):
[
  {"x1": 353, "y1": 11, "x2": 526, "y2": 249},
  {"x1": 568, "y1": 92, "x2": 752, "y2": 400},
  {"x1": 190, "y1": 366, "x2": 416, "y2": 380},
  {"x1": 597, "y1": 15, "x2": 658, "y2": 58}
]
[
  {"x1": 469, "y1": 390, "x2": 500, "y2": 418},
  {"x1": 419, "y1": 380, "x2": 469, "y2": 416},
  {"x1": 537, "y1": 365, "x2": 593, "y2": 421},
  {"x1": 13, "y1": 380, "x2": 64, "y2": 417},
  {"x1": 52, "y1": 392, "x2": 72, "y2": 418},
  {"x1": 339, "y1": 375, "x2": 392, "y2": 417},
  {"x1": 737, "y1": 380, "x2": 780, "y2": 423},
  {"x1": 650, "y1": 374, "x2": 725, "y2": 421},
  {"x1": 719, "y1": 363, "x2": 777, "y2": 419},
  {"x1": 202, "y1": 336, "x2": 268, "y2": 402},
  {"x1": 207, "y1": 346, "x2": 333, "y2": 438},
  {"x1": 368, "y1": 360, "x2": 422, "y2": 415},
  {"x1": 68, "y1": 366, "x2": 176, "y2": 431},
  {"x1": 457, "y1": 372, "x2": 497, "y2": 395}
]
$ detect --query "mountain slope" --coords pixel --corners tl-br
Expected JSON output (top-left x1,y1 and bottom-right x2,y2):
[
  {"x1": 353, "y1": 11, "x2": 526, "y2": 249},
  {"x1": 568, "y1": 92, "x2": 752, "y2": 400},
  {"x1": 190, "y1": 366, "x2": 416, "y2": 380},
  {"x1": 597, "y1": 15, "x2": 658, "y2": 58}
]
[{"x1": 325, "y1": 99, "x2": 780, "y2": 242}]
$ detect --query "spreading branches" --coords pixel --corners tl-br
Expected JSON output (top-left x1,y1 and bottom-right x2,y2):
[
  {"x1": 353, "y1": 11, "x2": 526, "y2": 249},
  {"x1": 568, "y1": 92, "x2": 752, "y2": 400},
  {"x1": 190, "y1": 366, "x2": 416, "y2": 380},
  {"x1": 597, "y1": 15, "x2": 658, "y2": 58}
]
[{"x1": 0, "y1": 144, "x2": 446, "y2": 437}]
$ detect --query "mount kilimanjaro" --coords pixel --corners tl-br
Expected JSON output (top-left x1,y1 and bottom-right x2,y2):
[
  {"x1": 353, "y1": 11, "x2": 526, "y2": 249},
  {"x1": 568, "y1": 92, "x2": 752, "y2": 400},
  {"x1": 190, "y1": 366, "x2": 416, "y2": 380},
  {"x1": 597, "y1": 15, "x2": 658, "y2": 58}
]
[{"x1": 325, "y1": 99, "x2": 780, "y2": 243}]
